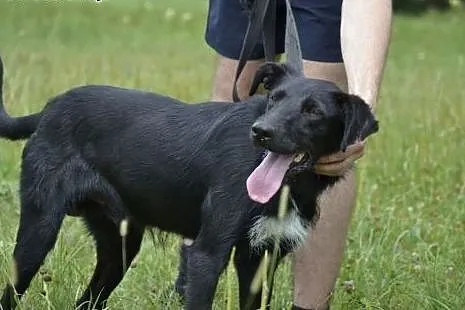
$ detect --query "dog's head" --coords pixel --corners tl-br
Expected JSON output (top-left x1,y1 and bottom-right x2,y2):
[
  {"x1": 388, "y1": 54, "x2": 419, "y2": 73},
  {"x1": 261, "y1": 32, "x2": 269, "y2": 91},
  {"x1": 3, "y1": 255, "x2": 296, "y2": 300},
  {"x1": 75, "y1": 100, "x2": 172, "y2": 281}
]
[{"x1": 246, "y1": 62, "x2": 379, "y2": 203}]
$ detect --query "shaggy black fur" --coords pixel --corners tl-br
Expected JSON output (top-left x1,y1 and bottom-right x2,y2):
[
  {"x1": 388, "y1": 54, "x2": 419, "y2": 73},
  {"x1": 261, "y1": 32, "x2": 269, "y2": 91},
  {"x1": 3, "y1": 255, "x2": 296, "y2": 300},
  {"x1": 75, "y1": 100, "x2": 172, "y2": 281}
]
[{"x1": 0, "y1": 57, "x2": 378, "y2": 310}]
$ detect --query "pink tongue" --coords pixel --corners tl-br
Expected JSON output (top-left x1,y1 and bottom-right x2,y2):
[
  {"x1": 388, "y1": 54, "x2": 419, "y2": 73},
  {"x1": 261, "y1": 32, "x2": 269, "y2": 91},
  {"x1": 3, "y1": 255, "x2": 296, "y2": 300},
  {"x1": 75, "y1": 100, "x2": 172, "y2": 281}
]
[{"x1": 246, "y1": 152, "x2": 294, "y2": 204}]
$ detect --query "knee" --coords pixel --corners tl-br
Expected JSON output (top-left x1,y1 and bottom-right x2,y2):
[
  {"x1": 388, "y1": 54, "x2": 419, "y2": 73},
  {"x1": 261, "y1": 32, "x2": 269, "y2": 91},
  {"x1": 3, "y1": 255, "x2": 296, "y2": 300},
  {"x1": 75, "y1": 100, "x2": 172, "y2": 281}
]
[{"x1": 302, "y1": 61, "x2": 348, "y2": 92}]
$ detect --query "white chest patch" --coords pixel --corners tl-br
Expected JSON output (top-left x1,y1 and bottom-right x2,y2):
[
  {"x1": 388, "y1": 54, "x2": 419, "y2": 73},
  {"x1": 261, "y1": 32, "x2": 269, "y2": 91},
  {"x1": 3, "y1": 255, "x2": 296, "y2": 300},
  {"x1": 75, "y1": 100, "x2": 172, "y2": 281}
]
[{"x1": 248, "y1": 209, "x2": 309, "y2": 251}]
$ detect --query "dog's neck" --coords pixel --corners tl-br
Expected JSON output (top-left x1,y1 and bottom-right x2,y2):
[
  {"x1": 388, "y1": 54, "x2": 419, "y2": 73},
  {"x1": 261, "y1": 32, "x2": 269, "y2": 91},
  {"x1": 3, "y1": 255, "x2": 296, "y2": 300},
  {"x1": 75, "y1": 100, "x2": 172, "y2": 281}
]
[{"x1": 248, "y1": 170, "x2": 342, "y2": 252}]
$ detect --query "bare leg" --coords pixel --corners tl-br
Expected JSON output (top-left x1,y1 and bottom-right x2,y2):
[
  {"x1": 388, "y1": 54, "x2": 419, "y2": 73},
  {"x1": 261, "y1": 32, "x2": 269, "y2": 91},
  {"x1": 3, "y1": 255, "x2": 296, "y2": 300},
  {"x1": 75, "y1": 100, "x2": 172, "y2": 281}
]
[
  {"x1": 292, "y1": 61, "x2": 351, "y2": 310},
  {"x1": 293, "y1": 171, "x2": 356, "y2": 309}
]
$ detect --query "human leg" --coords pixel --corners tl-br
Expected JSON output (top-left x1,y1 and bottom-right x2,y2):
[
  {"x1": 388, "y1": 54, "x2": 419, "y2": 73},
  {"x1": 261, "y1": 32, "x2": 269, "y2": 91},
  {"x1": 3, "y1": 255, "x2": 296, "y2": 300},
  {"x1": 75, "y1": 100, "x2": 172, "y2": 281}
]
[
  {"x1": 292, "y1": 168, "x2": 355, "y2": 310},
  {"x1": 211, "y1": 56, "x2": 265, "y2": 101},
  {"x1": 180, "y1": 0, "x2": 354, "y2": 308},
  {"x1": 291, "y1": 0, "x2": 355, "y2": 308}
]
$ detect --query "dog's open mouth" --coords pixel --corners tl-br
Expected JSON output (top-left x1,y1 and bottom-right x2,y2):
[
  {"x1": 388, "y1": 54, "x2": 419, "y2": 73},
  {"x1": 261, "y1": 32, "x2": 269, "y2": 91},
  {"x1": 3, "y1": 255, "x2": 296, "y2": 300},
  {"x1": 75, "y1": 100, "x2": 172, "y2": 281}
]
[{"x1": 246, "y1": 151, "x2": 310, "y2": 204}]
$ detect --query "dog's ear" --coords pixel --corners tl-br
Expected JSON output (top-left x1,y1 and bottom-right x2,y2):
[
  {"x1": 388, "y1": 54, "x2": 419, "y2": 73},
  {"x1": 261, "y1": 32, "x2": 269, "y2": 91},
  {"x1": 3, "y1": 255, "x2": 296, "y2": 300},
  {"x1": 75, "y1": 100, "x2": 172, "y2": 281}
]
[
  {"x1": 249, "y1": 62, "x2": 300, "y2": 96},
  {"x1": 249, "y1": 62, "x2": 286, "y2": 96},
  {"x1": 333, "y1": 92, "x2": 379, "y2": 152}
]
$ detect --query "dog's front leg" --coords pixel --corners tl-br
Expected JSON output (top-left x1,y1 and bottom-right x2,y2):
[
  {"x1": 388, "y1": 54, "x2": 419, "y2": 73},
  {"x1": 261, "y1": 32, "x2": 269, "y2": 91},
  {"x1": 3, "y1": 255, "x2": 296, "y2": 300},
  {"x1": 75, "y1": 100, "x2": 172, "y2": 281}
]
[
  {"x1": 184, "y1": 243, "x2": 232, "y2": 310},
  {"x1": 234, "y1": 243, "x2": 285, "y2": 310},
  {"x1": 183, "y1": 189, "x2": 245, "y2": 310}
]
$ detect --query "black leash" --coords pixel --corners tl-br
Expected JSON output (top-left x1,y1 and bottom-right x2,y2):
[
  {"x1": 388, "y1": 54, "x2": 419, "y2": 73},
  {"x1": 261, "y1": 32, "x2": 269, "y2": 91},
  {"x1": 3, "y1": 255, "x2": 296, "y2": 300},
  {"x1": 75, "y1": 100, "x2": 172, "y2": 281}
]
[
  {"x1": 232, "y1": 0, "x2": 277, "y2": 102},
  {"x1": 283, "y1": 0, "x2": 303, "y2": 72},
  {"x1": 262, "y1": 0, "x2": 277, "y2": 63},
  {"x1": 232, "y1": 0, "x2": 303, "y2": 102}
]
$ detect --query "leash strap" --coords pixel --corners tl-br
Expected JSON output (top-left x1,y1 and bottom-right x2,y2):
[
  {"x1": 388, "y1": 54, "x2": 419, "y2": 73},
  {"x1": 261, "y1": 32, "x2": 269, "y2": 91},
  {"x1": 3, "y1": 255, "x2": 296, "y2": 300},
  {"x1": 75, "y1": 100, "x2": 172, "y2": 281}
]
[
  {"x1": 232, "y1": 0, "x2": 303, "y2": 102},
  {"x1": 262, "y1": 0, "x2": 277, "y2": 63},
  {"x1": 232, "y1": 0, "x2": 276, "y2": 102},
  {"x1": 283, "y1": 0, "x2": 303, "y2": 72}
]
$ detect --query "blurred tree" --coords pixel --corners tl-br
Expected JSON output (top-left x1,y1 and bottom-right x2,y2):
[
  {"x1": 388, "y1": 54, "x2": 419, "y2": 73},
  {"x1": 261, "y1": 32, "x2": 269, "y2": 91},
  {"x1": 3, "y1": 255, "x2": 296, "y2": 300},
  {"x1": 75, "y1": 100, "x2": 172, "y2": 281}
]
[{"x1": 393, "y1": 0, "x2": 464, "y2": 14}]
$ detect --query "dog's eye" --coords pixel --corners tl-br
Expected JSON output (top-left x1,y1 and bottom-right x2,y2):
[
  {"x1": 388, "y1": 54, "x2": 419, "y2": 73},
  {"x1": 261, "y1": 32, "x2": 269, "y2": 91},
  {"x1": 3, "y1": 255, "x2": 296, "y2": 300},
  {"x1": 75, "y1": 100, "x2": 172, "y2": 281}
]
[
  {"x1": 269, "y1": 90, "x2": 286, "y2": 102},
  {"x1": 301, "y1": 102, "x2": 322, "y2": 116}
]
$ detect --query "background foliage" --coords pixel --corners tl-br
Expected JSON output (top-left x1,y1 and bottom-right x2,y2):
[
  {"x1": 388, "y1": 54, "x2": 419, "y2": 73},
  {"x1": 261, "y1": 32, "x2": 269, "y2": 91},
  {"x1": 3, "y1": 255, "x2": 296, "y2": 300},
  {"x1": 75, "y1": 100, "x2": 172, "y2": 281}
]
[{"x1": 0, "y1": 1, "x2": 464, "y2": 309}]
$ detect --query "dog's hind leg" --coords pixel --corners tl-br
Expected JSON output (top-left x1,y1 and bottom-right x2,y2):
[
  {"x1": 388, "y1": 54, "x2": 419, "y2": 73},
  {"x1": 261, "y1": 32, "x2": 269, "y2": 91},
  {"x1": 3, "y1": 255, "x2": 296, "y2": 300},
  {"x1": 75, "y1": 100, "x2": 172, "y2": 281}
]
[
  {"x1": 75, "y1": 211, "x2": 144, "y2": 310},
  {"x1": 0, "y1": 196, "x2": 66, "y2": 310}
]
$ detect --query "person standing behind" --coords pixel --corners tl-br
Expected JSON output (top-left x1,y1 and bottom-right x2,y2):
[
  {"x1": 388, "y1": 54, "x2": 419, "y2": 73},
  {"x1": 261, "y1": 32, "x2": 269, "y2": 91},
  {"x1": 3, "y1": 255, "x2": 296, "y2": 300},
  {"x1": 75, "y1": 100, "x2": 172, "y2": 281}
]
[{"x1": 181, "y1": 0, "x2": 392, "y2": 309}]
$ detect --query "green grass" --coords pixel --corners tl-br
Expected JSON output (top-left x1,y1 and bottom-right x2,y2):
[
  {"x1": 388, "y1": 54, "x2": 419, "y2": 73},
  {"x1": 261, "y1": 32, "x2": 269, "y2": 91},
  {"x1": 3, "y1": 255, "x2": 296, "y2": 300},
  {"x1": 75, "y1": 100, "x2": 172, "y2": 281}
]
[{"x1": 0, "y1": 1, "x2": 464, "y2": 309}]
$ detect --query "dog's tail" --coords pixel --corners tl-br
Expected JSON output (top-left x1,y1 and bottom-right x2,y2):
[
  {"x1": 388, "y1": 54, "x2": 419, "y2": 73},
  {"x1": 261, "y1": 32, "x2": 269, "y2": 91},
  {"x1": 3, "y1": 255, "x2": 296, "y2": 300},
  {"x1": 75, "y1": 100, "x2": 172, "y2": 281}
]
[{"x1": 0, "y1": 56, "x2": 41, "y2": 141}]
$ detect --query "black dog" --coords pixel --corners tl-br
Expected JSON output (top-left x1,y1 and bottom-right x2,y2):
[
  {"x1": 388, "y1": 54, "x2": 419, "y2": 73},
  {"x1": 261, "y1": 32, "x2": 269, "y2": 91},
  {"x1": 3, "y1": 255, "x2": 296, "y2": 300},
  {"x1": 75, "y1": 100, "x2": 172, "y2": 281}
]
[{"x1": 0, "y1": 56, "x2": 378, "y2": 310}]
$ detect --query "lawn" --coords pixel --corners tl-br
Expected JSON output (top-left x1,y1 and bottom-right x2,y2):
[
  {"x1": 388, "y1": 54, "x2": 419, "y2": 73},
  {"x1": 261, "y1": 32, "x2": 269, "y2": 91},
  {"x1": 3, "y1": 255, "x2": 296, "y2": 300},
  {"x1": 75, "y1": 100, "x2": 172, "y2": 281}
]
[{"x1": 0, "y1": 1, "x2": 464, "y2": 309}]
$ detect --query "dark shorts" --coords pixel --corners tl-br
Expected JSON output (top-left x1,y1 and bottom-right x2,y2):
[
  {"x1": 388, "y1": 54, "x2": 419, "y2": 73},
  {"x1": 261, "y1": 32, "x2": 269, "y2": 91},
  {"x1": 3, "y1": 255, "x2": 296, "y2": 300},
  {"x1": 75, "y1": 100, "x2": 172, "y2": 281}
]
[{"x1": 205, "y1": 0, "x2": 343, "y2": 62}]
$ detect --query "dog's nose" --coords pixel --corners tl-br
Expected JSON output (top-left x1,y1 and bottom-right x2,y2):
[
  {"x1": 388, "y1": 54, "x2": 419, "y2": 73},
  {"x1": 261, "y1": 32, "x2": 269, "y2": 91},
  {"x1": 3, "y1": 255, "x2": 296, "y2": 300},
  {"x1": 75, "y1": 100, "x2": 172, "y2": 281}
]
[{"x1": 251, "y1": 123, "x2": 273, "y2": 142}]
